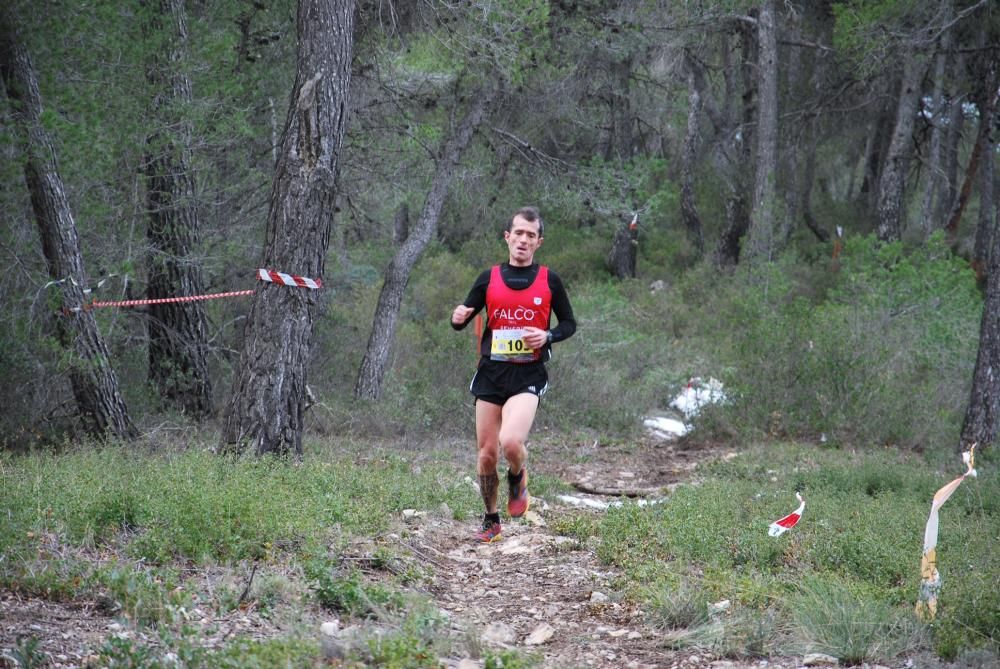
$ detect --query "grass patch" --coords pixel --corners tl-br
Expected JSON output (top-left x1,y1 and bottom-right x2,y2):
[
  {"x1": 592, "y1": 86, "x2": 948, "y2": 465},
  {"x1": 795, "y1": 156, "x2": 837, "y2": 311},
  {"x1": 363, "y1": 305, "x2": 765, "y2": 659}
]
[
  {"x1": 0, "y1": 443, "x2": 481, "y2": 566},
  {"x1": 572, "y1": 442, "x2": 999, "y2": 658},
  {"x1": 788, "y1": 575, "x2": 926, "y2": 663},
  {"x1": 1, "y1": 439, "x2": 996, "y2": 662}
]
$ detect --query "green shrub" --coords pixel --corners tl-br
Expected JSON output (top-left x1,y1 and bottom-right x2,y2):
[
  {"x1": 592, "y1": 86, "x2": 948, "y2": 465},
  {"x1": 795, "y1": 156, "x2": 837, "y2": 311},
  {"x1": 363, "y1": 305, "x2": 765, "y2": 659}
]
[
  {"x1": 96, "y1": 563, "x2": 189, "y2": 626},
  {"x1": 680, "y1": 234, "x2": 980, "y2": 447},
  {"x1": 788, "y1": 575, "x2": 926, "y2": 664},
  {"x1": 645, "y1": 579, "x2": 712, "y2": 631},
  {"x1": 305, "y1": 560, "x2": 403, "y2": 616}
]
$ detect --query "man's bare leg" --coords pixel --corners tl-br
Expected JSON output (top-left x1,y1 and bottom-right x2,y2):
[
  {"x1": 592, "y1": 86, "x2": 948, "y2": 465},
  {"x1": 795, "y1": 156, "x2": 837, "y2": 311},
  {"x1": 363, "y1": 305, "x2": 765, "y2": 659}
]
[
  {"x1": 475, "y1": 400, "x2": 503, "y2": 514},
  {"x1": 500, "y1": 392, "x2": 539, "y2": 475},
  {"x1": 500, "y1": 393, "x2": 538, "y2": 518}
]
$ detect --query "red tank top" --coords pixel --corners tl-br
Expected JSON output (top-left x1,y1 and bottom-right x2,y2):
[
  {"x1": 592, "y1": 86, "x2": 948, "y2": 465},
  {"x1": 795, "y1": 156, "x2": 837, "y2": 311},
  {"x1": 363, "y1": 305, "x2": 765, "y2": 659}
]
[{"x1": 486, "y1": 264, "x2": 552, "y2": 363}]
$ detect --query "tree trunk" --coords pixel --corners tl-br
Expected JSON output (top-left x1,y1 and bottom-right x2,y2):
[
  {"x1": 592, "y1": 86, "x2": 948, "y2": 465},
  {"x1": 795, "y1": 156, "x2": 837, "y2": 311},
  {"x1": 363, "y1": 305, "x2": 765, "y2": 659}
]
[
  {"x1": 945, "y1": 82, "x2": 998, "y2": 242},
  {"x1": 392, "y1": 202, "x2": 409, "y2": 247},
  {"x1": 714, "y1": 193, "x2": 750, "y2": 268},
  {"x1": 600, "y1": 55, "x2": 633, "y2": 162},
  {"x1": 607, "y1": 215, "x2": 639, "y2": 279},
  {"x1": 144, "y1": 0, "x2": 213, "y2": 417},
  {"x1": 680, "y1": 59, "x2": 705, "y2": 256},
  {"x1": 859, "y1": 98, "x2": 895, "y2": 211},
  {"x1": 355, "y1": 87, "x2": 497, "y2": 400},
  {"x1": 938, "y1": 54, "x2": 966, "y2": 227},
  {"x1": 972, "y1": 115, "x2": 995, "y2": 281},
  {"x1": 920, "y1": 5, "x2": 952, "y2": 236},
  {"x1": 800, "y1": 122, "x2": 829, "y2": 243},
  {"x1": 1, "y1": 13, "x2": 136, "y2": 440},
  {"x1": 876, "y1": 52, "x2": 926, "y2": 242},
  {"x1": 743, "y1": 0, "x2": 779, "y2": 263},
  {"x1": 221, "y1": 0, "x2": 355, "y2": 456},
  {"x1": 961, "y1": 198, "x2": 1000, "y2": 452},
  {"x1": 714, "y1": 17, "x2": 756, "y2": 267}
]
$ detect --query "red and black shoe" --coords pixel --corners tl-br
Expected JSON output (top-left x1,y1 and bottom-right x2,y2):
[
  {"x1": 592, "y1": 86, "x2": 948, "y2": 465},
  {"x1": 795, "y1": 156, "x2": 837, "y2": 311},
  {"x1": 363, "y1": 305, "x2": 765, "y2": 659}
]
[
  {"x1": 475, "y1": 515, "x2": 502, "y2": 543},
  {"x1": 507, "y1": 467, "x2": 529, "y2": 518}
]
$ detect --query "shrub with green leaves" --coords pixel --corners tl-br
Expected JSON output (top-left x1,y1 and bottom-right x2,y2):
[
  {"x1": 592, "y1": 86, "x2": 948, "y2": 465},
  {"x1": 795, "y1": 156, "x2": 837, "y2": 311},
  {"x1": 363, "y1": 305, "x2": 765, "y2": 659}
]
[{"x1": 702, "y1": 234, "x2": 980, "y2": 447}]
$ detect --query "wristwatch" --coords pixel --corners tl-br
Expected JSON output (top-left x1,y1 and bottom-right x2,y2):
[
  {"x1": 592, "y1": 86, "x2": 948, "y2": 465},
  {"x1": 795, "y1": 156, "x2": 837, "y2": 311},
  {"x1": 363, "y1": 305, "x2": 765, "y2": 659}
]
[{"x1": 546, "y1": 330, "x2": 553, "y2": 344}]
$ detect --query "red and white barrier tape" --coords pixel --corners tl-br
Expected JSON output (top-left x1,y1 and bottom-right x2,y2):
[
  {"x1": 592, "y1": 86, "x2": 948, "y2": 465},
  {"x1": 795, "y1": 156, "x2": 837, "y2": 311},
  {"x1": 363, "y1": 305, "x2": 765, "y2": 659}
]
[
  {"x1": 89, "y1": 290, "x2": 255, "y2": 309},
  {"x1": 66, "y1": 268, "x2": 321, "y2": 312},
  {"x1": 257, "y1": 268, "x2": 322, "y2": 290},
  {"x1": 768, "y1": 492, "x2": 805, "y2": 537}
]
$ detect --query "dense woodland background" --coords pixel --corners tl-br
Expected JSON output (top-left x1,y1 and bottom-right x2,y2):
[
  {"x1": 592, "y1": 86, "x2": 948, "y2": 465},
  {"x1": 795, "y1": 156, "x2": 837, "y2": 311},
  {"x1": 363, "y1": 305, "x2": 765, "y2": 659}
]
[{"x1": 2, "y1": 0, "x2": 1000, "y2": 454}]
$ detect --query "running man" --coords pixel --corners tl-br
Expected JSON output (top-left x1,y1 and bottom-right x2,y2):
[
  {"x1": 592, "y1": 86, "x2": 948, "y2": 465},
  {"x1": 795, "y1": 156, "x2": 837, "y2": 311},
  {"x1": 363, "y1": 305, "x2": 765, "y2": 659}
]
[{"x1": 451, "y1": 206, "x2": 577, "y2": 543}]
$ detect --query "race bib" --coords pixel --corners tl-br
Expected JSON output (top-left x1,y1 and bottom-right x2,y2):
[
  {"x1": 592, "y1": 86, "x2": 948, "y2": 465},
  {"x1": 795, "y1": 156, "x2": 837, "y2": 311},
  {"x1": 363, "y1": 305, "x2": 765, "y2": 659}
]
[{"x1": 490, "y1": 328, "x2": 535, "y2": 362}]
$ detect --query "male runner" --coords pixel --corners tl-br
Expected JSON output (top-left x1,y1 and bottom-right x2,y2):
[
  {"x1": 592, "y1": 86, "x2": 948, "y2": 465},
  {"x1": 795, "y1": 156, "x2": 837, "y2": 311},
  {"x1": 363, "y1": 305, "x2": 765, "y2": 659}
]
[{"x1": 451, "y1": 206, "x2": 577, "y2": 543}]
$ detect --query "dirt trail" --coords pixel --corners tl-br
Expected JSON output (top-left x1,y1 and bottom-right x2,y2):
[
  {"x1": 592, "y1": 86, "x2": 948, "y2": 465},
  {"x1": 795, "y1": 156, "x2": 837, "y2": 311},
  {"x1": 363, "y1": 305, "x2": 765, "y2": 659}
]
[
  {"x1": 394, "y1": 438, "x2": 785, "y2": 669},
  {"x1": 1, "y1": 438, "x2": 798, "y2": 669}
]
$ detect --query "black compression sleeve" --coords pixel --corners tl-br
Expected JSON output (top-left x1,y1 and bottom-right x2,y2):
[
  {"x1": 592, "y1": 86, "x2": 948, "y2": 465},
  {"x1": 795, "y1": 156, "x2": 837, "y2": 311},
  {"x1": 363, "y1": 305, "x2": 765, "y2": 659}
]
[
  {"x1": 547, "y1": 270, "x2": 576, "y2": 343},
  {"x1": 450, "y1": 269, "x2": 490, "y2": 331}
]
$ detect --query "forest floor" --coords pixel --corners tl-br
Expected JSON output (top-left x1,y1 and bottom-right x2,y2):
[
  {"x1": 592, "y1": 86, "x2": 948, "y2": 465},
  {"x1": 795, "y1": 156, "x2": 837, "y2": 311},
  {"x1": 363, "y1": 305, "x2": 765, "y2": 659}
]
[{"x1": 1, "y1": 435, "x2": 946, "y2": 669}]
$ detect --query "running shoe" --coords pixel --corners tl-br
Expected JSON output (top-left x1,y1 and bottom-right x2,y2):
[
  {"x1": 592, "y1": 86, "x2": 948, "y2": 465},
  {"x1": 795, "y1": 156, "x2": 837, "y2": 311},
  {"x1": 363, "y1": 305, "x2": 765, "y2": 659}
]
[
  {"x1": 475, "y1": 516, "x2": 503, "y2": 543},
  {"x1": 507, "y1": 467, "x2": 529, "y2": 518}
]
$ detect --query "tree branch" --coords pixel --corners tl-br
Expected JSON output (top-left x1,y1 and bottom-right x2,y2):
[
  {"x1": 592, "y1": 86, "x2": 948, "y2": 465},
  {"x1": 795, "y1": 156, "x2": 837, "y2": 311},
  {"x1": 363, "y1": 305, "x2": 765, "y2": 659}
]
[{"x1": 489, "y1": 127, "x2": 574, "y2": 172}]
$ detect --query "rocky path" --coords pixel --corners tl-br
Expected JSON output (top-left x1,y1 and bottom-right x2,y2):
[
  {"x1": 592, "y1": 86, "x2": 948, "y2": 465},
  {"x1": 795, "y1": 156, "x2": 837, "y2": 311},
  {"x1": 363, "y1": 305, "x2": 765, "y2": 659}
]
[
  {"x1": 1, "y1": 439, "x2": 806, "y2": 668},
  {"x1": 387, "y1": 439, "x2": 798, "y2": 669}
]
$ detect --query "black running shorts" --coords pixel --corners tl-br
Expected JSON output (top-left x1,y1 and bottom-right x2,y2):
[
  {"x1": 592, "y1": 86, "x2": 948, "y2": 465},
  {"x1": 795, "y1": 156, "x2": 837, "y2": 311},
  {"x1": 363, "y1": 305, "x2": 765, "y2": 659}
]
[{"x1": 469, "y1": 359, "x2": 549, "y2": 406}]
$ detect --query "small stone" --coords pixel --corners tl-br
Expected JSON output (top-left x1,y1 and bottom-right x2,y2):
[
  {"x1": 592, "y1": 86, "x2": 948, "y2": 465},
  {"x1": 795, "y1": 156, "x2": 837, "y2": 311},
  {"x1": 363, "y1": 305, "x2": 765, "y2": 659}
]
[
  {"x1": 709, "y1": 599, "x2": 731, "y2": 613},
  {"x1": 457, "y1": 660, "x2": 480, "y2": 669},
  {"x1": 803, "y1": 653, "x2": 839, "y2": 666},
  {"x1": 590, "y1": 591, "x2": 609, "y2": 603},
  {"x1": 523, "y1": 510, "x2": 545, "y2": 526},
  {"x1": 524, "y1": 622, "x2": 555, "y2": 645},
  {"x1": 482, "y1": 622, "x2": 516, "y2": 645}
]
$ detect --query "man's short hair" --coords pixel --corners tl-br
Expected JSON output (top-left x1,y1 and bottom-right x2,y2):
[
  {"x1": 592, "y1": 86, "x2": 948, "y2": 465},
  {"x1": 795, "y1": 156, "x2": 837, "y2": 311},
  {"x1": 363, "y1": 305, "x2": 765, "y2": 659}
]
[{"x1": 507, "y1": 206, "x2": 544, "y2": 237}]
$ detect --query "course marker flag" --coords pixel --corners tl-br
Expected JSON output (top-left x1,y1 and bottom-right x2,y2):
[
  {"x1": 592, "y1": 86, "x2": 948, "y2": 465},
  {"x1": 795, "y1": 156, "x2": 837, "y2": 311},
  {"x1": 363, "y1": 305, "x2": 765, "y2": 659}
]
[
  {"x1": 915, "y1": 446, "x2": 977, "y2": 621},
  {"x1": 768, "y1": 492, "x2": 805, "y2": 537}
]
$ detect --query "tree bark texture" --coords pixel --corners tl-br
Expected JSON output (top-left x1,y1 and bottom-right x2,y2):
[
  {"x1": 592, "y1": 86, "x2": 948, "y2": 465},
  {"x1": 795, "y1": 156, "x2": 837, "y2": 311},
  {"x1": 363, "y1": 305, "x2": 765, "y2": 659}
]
[
  {"x1": 680, "y1": 59, "x2": 705, "y2": 255},
  {"x1": 972, "y1": 120, "x2": 995, "y2": 281},
  {"x1": 744, "y1": 0, "x2": 779, "y2": 264},
  {"x1": 221, "y1": 0, "x2": 355, "y2": 456},
  {"x1": 1, "y1": 14, "x2": 136, "y2": 440},
  {"x1": 607, "y1": 215, "x2": 639, "y2": 279},
  {"x1": 354, "y1": 87, "x2": 497, "y2": 400},
  {"x1": 945, "y1": 76, "x2": 998, "y2": 241},
  {"x1": 920, "y1": 5, "x2": 952, "y2": 236},
  {"x1": 144, "y1": 0, "x2": 213, "y2": 417},
  {"x1": 961, "y1": 203, "x2": 1000, "y2": 451},
  {"x1": 876, "y1": 52, "x2": 926, "y2": 242},
  {"x1": 860, "y1": 98, "x2": 895, "y2": 209},
  {"x1": 938, "y1": 54, "x2": 966, "y2": 227},
  {"x1": 800, "y1": 122, "x2": 829, "y2": 243},
  {"x1": 714, "y1": 18, "x2": 756, "y2": 267},
  {"x1": 599, "y1": 55, "x2": 633, "y2": 162}
]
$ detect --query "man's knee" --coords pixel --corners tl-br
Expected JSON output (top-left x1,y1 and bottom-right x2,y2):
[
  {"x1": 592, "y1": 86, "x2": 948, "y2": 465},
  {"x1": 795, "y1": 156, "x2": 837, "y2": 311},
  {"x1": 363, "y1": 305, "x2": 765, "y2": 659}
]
[
  {"x1": 500, "y1": 436, "x2": 525, "y2": 461},
  {"x1": 478, "y1": 448, "x2": 499, "y2": 471}
]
